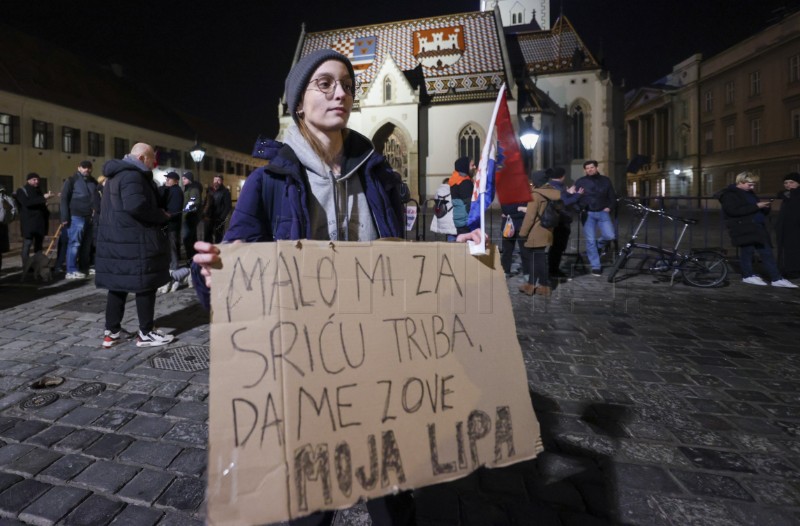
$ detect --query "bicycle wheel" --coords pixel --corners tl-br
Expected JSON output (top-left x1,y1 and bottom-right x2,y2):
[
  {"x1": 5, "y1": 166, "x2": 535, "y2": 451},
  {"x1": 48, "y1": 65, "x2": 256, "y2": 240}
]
[
  {"x1": 607, "y1": 248, "x2": 631, "y2": 283},
  {"x1": 681, "y1": 251, "x2": 728, "y2": 287}
]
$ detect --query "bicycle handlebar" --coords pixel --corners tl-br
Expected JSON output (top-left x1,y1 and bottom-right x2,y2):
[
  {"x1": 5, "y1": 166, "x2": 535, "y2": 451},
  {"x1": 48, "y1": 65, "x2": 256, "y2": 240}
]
[{"x1": 617, "y1": 198, "x2": 697, "y2": 225}]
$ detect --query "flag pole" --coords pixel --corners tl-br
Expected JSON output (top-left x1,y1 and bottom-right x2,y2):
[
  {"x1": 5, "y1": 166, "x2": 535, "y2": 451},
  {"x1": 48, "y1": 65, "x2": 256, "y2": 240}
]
[{"x1": 469, "y1": 83, "x2": 507, "y2": 256}]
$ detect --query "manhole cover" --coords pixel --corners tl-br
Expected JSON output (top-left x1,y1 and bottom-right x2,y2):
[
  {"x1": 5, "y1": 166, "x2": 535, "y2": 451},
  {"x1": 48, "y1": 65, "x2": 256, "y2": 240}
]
[
  {"x1": 20, "y1": 392, "x2": 59, "y2": 410},
  {"x1": 30, "y1": 376, "x2": 65, "y2": 389},
  {"x1": 150, "y1": 345, "x2": 209, "y2": 372},
  {"x1": 70, "y1": 382, "x2": 107, "y2": 398}
]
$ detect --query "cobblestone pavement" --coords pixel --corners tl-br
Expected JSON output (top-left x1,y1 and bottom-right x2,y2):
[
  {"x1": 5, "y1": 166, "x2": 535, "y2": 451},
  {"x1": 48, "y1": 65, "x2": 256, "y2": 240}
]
[{"x1": 1, "y1": 250, "x2": 799, "y2": 525}]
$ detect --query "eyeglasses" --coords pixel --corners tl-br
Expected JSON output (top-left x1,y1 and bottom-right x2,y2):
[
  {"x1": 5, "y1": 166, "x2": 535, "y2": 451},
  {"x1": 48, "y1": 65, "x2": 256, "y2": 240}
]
[{"x1": 307, "y1": 75, "x2": 356, "y2": 97}]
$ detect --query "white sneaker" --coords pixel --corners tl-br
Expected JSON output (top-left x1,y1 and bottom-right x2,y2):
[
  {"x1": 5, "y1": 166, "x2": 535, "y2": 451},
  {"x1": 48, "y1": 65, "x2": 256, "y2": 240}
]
[
  {"x1": 65, "y1": 271, "x2": 88, "y2": 280},
  {"x1": 136, "y1": 329, "x2": 174, "y2": 347},
  {"x1": 742, "y1": 275, "x2": 768, "y2": 286},
  {"x1": 157, "y1": 282, "x2": 171, "y2": 294},
  {"x1": 771, "y1": 278, "x2": 799, "y2": 288}
]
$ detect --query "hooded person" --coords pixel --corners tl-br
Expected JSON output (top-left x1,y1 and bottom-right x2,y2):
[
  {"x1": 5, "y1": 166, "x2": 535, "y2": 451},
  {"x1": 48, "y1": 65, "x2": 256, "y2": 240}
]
[
  {"x1": 775, "y1": 172, "x2": 800, "y2": 278},
  {"x1": 448, "y1": 156, "x2": 475, "y2": 239}
]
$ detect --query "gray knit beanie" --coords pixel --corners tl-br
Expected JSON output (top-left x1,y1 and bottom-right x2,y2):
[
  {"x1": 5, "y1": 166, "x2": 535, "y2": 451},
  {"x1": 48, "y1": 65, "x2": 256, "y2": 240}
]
[{"x1": 285, "y1": 49, "x2": 356, "y2": 123}]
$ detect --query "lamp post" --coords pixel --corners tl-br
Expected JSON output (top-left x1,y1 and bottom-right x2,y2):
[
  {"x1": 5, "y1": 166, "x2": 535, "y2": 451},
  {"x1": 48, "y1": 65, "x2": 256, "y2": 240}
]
[
  {"x1": 190, "y1": 141, "x2": 206, "y2": 184},
  {"x1": 519, "y1": 117, "x2": 540, "y2": 177}
]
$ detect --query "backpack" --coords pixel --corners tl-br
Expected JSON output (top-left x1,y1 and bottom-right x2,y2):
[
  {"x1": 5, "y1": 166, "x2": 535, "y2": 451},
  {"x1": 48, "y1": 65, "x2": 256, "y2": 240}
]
[
  {"x1": 433, "y1": 195, "x2": 451, "y2": 219},
  {"x1": 0, "y1": 189, "x2": 18, "y2": 225},
  {"x1": 536, "y1": 193, "x2": 564, "y2": 229}
]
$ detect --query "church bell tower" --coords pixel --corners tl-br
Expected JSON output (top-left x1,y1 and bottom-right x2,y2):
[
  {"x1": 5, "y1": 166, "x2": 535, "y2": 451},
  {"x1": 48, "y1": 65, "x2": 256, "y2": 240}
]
[{"x1": 480, "y1": 0, "x2": 550, "y2": 30}]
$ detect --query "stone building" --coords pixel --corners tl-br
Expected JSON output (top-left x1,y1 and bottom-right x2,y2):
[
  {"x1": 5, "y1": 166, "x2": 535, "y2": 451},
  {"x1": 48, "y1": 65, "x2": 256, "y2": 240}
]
[
  {"x1": 624, "y1": 8, "x2": 800, "y2": 200},
  {"x1": 280, "y1": 1, "x2": 625, "y2": 200}
]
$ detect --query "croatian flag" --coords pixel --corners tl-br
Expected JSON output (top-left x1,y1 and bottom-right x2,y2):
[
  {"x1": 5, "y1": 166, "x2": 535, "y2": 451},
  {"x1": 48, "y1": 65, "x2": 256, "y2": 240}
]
[{"x1": 467, "y1": 84, "x2": 530, "y2": 252}]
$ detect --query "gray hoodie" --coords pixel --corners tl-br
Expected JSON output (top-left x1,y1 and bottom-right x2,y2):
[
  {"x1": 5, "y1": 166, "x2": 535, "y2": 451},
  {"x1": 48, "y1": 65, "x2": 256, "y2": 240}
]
[{"x1": 283, "y1": 125, "x2": 378, "y2": 241}]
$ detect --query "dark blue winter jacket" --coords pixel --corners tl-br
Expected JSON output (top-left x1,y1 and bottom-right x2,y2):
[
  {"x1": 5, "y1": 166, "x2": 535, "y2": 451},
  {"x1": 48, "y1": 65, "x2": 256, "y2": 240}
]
[{"x1": 193, "y1": 136, "x2": 406, "y2": 310}]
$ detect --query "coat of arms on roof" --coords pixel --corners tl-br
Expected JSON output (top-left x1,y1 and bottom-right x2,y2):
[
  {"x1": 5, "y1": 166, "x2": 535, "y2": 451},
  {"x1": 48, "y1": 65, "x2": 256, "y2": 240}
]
[
  {"x1": 413, "y1": 26, "x2": 464, "y2": 69},
  {"x1": 331, "y1": 36, "x2": 377, "y2": 73}
]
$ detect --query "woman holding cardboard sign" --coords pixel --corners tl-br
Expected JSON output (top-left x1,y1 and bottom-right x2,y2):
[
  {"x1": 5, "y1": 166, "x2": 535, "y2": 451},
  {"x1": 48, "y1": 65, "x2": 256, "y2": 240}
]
[{"x1": 193, "y1": 49, "x2": 483, "y2": 526}]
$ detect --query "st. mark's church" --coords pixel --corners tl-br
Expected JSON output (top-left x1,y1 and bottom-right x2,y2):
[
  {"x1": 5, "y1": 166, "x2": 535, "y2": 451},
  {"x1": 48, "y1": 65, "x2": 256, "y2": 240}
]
[{"x1": 278, "y1": 0, "x2": 626, "y2": 201}]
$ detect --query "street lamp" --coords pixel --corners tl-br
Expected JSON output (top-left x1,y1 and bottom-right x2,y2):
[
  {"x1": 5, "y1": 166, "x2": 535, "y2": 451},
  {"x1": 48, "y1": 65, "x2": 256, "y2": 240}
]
[
  {"x1": 519, "y1": 121, "x2": 540, "y2": 151},
  {"x1": 190, "y1": 141, "x2": 206, "y2": 183}
]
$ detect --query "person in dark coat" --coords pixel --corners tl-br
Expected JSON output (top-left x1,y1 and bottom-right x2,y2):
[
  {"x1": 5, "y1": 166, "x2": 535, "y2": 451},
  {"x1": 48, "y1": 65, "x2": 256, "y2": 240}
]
[
  {"x1": 181, "y1": 171, "x2": 203, "y2": 262},
  {"x1": 0, "y1": 184, "x2": 15, "y2": 272},
  {"x1": 202, "y1": 174, "x2": 232, "y2": 243},
  {"x1": 192, "y1": 49, "x2": 481, "y2": 526},
  {"x1": 15, "y1": 173, "x2": 54, "y2": 271},
  {"x1": 547, "y1": 167, "x2": 582, "y2": 277},
  {"x1": 718, "y1": 171, "x2": 797, "y2": 288},
  {"x1": 161, "y1": 172, "x2": 184, "y2": 271},
  {"x1": 775, "y1": 172, "x2": 800, "y2": 278},
  {"x1": 95, "y1": 143, "x2": 175, "y2": 348}
]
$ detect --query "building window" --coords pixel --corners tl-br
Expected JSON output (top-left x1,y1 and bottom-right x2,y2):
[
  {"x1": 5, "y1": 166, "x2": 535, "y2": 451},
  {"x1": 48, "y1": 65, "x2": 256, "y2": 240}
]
[
  {"x1": 384, "y1": 77, "x2": 392, "y2": 103},
  {"x1": 792, "y1": 109, "x2": 800, "y2": 139},
  {"x1": 725, "y1": 124, "x2": 735, "y2": 150},
  {"x1": 680, "y1": 132, "x2": 689, "y2": 158},
  {"x1": 631, "y1": 181, "x2": 637, "y2": 197},
  {"x1": 0, "y1": 113, "x2": 20, "y2": 144},
  {"x1": 113, "y1": 137, "x2": 129, "y2": 158},
  {"x1": 458, "y1": 125, "x2": 481, "y2": 164},
  {"x1": 236, "y1": 163, "x2": 243, "y2": 176},
  {"x1": 790, "y1": 54, "x2": 800, "y2": 83},
  {"x1": 658, "y1": 178, "x2": 666, "y2": 197},
  {"x1": 184, "y1": 152, "x2": 193, "y2": 168},
  {"x1": 169, "y1": 149, "x2": 181, "y2": 168},
  {"x1": 203, "y1": 156, "x2": 212, "y2": 171},
  {"x1": 62, "y1": 127, "x2": 80, "y2": 153},
  {"x1": 750, "y1": 71, "x2": 761, "y2": 96},
  {"x1": 32, "y1": 119, "x2": 53, "y2": 149},
  {"x1": 704, "y1": 128, "x2": 713, "y2": 154},
  {"x1": 725, "y1": 81, "x2": 735, "y2": 105},
  {"x1": 704, "y1": 91, "x2": 713, "y2": 112},
  {"x1": 703, "y1": 173, "x2": 714, "y2": 196},
  {"x1": 572, "y1": 106, "x2": 585, "y2": 159},
  {"x1": 87, "y1": 132, "x2": 104, "y2": 157},
  {"x1": 215, "y1": 158, "x2": 224, "y2": 172},
  {"x1": 750, "y1": 118, "x2": 761, "y2": 145}
]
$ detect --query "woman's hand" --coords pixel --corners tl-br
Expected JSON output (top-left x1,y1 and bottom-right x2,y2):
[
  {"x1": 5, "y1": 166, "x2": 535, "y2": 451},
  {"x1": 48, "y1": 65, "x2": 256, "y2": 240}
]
[
  {"x1": 456, "y1": 228, "x2": 487, "y2": 246},
  {"x1": 193, "y1": 241, "x2": 222, "y2": 288}
]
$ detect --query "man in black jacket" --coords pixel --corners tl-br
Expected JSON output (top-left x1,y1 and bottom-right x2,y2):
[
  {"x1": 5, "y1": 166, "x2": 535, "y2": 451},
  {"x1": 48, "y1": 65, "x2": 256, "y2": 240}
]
[
  {"x1": 61, "y1": 160, "x2": 98, "y2": 279},
  {"x1": 574, "y1": 160, "x2": 616, "y2": 276},
  {"x1": 202, "y1": 174, "x2": 232, "y2": 243},
  {"x1": 96, "y1": 143, "x2": 175, "y2": 348},
  {"x1": 15, "y1": 173, "x2": 54, "y2": 271}
]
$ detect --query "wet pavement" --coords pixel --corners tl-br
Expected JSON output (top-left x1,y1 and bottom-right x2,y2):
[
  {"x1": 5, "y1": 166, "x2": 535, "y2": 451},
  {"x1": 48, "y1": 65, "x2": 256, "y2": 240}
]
[{"x1": 0, "y1": 247, "x2": 799, "y2": 525}]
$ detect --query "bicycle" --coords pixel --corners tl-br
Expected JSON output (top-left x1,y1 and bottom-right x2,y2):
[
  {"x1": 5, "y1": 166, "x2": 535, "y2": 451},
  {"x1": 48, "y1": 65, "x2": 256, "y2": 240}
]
[{"x1": 607, "y1": 199, "x2": 728, "y2": 287}]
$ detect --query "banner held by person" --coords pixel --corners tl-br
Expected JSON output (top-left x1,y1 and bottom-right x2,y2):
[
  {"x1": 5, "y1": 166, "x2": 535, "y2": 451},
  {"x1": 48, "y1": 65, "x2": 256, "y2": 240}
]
[{"x1": 207, "y1": 240, "x2": 542, "y2": 525}]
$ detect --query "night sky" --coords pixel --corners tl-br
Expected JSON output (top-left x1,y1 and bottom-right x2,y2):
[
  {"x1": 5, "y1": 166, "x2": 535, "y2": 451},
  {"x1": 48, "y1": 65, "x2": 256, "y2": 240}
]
[{"x1": 5, "y1": 0, "x2": 797, "y2": 151}]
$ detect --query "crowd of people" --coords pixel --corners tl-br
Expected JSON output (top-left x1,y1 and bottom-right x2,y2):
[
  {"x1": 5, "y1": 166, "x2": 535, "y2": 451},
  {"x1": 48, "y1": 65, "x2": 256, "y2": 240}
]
[{"x1": 0, "y1": 152, "x2": 234, "y2": 346}]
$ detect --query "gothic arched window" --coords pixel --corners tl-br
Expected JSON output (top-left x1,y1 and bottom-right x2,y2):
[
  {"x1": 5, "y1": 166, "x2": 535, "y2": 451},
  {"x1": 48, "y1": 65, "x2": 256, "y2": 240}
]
[
  {"x1": 384, "y1": 77, "x2": 392, "y2": 103},
  {"x1": 572, "y1": 105, "x2": 585, "y2": 159},
  {"x1": 459, "y1": 125, "x2": 481, "y2": 165}
]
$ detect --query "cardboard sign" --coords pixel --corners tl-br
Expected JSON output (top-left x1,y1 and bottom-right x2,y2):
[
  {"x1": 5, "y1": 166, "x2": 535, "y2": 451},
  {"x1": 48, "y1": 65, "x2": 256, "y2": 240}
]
[{"x1": 207, "y1": 240, "x2": 541, "y2": 525}]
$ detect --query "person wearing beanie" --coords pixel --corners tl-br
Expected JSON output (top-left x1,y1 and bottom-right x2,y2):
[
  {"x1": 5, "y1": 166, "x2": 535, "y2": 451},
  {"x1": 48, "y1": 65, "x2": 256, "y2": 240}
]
[
  {"x1": 192, "y1": 48, "x2": 482, "y2": 526},
  {"x1": 60, "y1": 160, "x2": 99, "y2": 279},
  {"x1": 181, "y1": 171, "x2": 203, "y2": 262},
  {"x1": 15, "y1": 172, "x2": 54, "y2": 271},
  {"x1": 776, "y1": 172, "x2": 800, "y2": 278},
  {"x1": 448, "y1": 156, "x2": 475, "y2": 240}
]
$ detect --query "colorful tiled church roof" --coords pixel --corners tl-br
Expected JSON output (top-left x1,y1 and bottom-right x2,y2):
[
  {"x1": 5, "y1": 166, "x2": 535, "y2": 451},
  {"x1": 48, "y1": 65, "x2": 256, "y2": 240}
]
[
  {"x1": 299, "y1": 10, "x2": 510, "y2": 103},
  {"x1": 515, "y1": 16, "x2": 599, "y2": 74}
]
